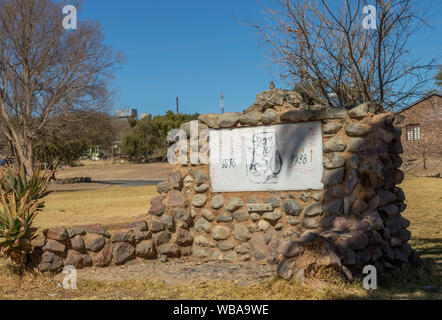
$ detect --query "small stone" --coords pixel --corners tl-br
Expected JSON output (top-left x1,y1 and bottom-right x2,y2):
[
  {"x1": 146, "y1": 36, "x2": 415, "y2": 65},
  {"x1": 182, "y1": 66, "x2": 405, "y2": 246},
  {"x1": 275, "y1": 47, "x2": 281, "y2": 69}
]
[
  {"x1": 217, "y1": 241, "x2": 234, "y2": 251},
  {"x1": 328, "y1": 185, "x2": 345, "y2": 198},
  {"x1": 323, "y1": 122, "x2": 342, "y2": 134},
  {"x1": 348, "y1": 138, "x2": 367, "y2": 153},
  {"x1": 127, "y1": 220, "x2": 148, "y2": 231},
  {"x1": 148, "y1": 199, "x2": 166, "y2": 216},
  {"x1": 321, "y1": 167, "x2": 345, "y2": 186},
  {"x1": 153, "y1": 231, "x2": 171, "y2": 246},
  {"x1": 70, "y1": 235, "x2": 85, "y2": 252},
  {"x1": 316, "y1": 107, "x2": 347, "y2": 119},
  {"x1": 302, "y1": 217, "x2": 320, "y2": 229},
  {"x1": 219, "y1": 112, "x2": 240, "y2": 127},
  {"x1": 175, "y1": 229, "x2": 193, "y2": 246},
  {"x1": 167, "y1": 190, "x2": 186, "y2": 207},
  {"x1": 345, "y1": 124, "x2": 370, "y2": 137},
  {"x1": 195, "y1": 217, "x2": 211, "y2": 234},
  {"x1": 201, "y1": 209, "x2": 215, "y2": 221},
  {"x1": 216, "y1": 213, "x2": 233, "y2": 223},
  {"x1": 110, "y1": 231, "x2": 134, "y2": 243},
  {"x1": 225, "y1": 197, "x2": 244, "y2": 212},
  {"x1": 312, "y1": 193, "x2": 322, "y2": 201},
  {"x1": 84, "y1": 235, "x2": 105, "y2": 253},
  {"x1": 38, "y1": 253, "x2": 63, "y2": 272},
  {"x1": 149, "y1": 217, "x2": 165, "y2": 233},
  {"x1": 303, "y1": 202, "x2": 323, "y2": 217},
  {"x1": 112, "y1": 243, "x2": 135, "y2": 265},
  {"x1": 239, "y1": 111, "x2": 261, "y2": 125},
  {"x1": 67, "y1": 227, "x2": 86, "y2": 238},
  {"x1": 324, "y1": 136, "x2": 346, "y2": 152},
  {"x1": 171, "y1": 171, "x2": 183, "y2": 190},
  {"x1": 250, "y1": 213, "x2": 260, "y2": 221},
  {"x1": 348, "y1": 154, "x2": 363, "y2": 169},
  {"x1": 212, "y1": 226, "x2": 230, "y2": 240},
  {"x1": 323, "y1": 153, "x2": 345, "y2": 169},
  {"x1": 159, "y1": 254, "x2": 168, "y2": 262},
  {"x1": 199, "y1": 113, "x2": 219, "y2": 128},
  {"x1": 42, "y1": 239, "x2": 66, "y2": 254},
  {"x1": 195, "y1": 235, "x2": 215, "y2": 247},
  {"x1": 249, "y1": 233, "x2": 272, "y2": 261},
  {"x1": 377, "y1": 190, "x2": 396, "y2": 207},
  {"x1": 183, "y1": 175, "x2": 194, "y2": 187},
  {"x1": 45, "y1": 227, "x2": 68, "y2": 241},
  {"x1": 174, "y1": 209, "x2": 191, "y2": 223},
  {"x1": 262, "y1": 210, "x2": 282, "y2": 225},
  {"x1": 280, "y1": 109, "x2": 313, "y2": 122},
  {"x1": 232, "y1": 210, "x2": 250, "y2": 222},
  {"x1": 348, "y1": 102, "x2": 376, "y2": 118},
  {"x1": 93, "y1": 244, "x2": 112, "y2": 267},
  {"x1": 233, "y1": 224, "x2": 251, "y2": 242},
  {"x1": 379, "y1": 204, "x2": 399, "y2": 219},
  {"x1": 248, "y1": 223, "x2": 258, "y2": 233},
  {"x1": 159, "y1": 244, "x2": 181, "y2": 258},
  {"x1": 325, "y1": 199, "x2": 343, "y2": 215},
  {"x1": 224, "y1": 251, "x2": 238, "y2": 261},
  {"x1": 192, "y1": 194, "x2": 207, "y2": 207},
  {"x1": 211, "y1": 194, "x2": 224, "y2": 210},
  {"x1": 283, "y1": 199, "x2": 303, "y2": 216},
  {"x1": 160, "y1": 214, "x2": 175, "y2": 231},
  {"x1": 156, "y1": 181, "x2": 171, "y2": 194},
  {"x1": 134, "y1": 231, "x2": 152, "y2": 242},
  {"x1": 261, "y1": 109, "x2": 277, "y2": 124},
  {"x1": 235, "y1": 243, "x2": 250, "y2": 254},
  {"x1": 300, "y1": 192, "x2": 311, "y2": 202},
  {"x1": 286, "y1": 216, "x2": 300, "y2": 226},
  {"x1": 136, "y1": 240, "x2": 157, "y2": 259},
  {"x1": 258, "y1": 220, "x2": 271, "y2": 231},
  {"x1": 265, "y1": 196, "x2": 280, "y2": 208},
  {"x1": 193, "y1": 184, "x2": 210, "y2": 193},
  {"x1": 192, "y1": 248, "x2": 213, "y2": 258},
  {"x1": 191, "y1": 169, "x2": 210, "y2": 186}
]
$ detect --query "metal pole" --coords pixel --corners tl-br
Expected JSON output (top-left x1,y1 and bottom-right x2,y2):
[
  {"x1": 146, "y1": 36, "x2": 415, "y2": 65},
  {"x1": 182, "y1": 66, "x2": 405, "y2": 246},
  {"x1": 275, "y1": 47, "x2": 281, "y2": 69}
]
[{"x1": 220, "y1": 93, "x2": 224, "y2": 114}]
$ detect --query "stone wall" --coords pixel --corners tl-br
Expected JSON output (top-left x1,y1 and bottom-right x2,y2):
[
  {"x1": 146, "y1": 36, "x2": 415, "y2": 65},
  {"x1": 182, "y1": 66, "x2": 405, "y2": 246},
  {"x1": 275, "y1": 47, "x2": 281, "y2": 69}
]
[{"x1": 33, "y1": 88, "x2": 422, "y2": 280}]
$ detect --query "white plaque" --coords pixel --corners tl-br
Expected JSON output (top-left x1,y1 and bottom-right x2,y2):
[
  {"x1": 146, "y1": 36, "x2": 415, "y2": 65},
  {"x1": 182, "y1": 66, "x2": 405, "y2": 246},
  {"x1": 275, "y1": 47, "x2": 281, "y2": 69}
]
[{"x1": 209, "y1": 122, "x2": 324, "y2": 192}]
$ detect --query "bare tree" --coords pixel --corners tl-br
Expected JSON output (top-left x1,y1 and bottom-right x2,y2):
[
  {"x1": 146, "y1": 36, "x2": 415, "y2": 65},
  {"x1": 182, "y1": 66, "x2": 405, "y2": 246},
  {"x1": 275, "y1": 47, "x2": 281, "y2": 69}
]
[
  {"x1": 252, "y1": 0, "x2": 438, "y2": 109},
  {"x1": 0, "y1": 0, "x2": 124, "y2": 174},
  {"x1": 436, "y1": 66, "x2": 442, "y2": 88}
]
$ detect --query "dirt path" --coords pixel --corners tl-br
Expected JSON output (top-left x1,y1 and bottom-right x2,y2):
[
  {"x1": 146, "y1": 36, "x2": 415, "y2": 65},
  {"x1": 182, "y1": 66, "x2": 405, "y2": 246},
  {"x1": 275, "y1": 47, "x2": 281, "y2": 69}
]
[
  {"x1": 53, "y1": 259, "x2": 277, "y2": 286},
  {"x1": 56, "y1": 163, "x2": 173, "y2": 181}
]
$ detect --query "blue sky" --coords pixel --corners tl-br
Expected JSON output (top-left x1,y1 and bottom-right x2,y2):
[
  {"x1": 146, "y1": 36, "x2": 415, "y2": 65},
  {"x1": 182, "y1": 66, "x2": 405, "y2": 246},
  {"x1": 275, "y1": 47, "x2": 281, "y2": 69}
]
[{"x1": 79, "y1": 0, "x2": 442, "y2": 116}]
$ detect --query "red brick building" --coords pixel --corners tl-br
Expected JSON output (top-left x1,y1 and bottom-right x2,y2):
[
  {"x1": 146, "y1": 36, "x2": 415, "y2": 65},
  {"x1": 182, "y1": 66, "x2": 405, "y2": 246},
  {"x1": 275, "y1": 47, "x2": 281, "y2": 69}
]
[{"x1": 396, "y1": 93, "x2": 442, "y2": 158}]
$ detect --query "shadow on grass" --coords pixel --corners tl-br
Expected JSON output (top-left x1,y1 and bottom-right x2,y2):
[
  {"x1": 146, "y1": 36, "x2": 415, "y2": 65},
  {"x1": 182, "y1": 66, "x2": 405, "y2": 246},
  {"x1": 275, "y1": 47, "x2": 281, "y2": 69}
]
[{"x1": 336, "y1": 238, "x2": 441, "y2": 300}]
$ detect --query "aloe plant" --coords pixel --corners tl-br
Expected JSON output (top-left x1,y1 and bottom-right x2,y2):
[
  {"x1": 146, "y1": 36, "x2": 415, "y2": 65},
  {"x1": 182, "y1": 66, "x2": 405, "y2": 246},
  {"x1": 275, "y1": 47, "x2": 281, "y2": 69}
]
[
  {"x1": 0, "y1": 165, "x2": 52, "y2": 210},
  {"x1": 0, "y1": 164, "x2": 52, "y2": 266},
  {"x1": 0, "y1": 193, "x2": 40, "y2": 265}
]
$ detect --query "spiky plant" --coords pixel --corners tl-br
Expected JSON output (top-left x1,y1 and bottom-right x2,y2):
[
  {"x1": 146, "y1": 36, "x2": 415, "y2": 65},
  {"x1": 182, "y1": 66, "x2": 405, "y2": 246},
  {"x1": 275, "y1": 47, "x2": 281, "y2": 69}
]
[
  {"x1": 0, "y1": 165, "x2": 52, "y2": 210},
  {"x1": 0, "y1": 192, "x2": 40, "y2": 266}
]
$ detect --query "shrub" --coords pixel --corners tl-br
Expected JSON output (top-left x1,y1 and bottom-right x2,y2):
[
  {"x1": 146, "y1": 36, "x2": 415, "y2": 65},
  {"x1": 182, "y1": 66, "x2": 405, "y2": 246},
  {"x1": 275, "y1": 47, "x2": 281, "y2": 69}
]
[
  {"x1": 0, "y1": 165, "x2": 52, "y2": 266},
  {"x1": 0, "y1": 193, "x2": 40, "y2": 265},
  {"x1": 0, "y1": 165, "x2": 51, "y2": 210}
]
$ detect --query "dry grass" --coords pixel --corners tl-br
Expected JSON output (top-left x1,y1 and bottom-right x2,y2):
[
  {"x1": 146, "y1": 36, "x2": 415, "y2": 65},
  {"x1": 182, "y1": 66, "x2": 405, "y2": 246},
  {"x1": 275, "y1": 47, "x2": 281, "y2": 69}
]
[
  {"x1": 401, "y1": 177, "x2": 442, "y2": 276},
  {"x1": 0, "y1": 176, "x2": 440, "y2": 300},
  {"x1": 34, "y1": 185, "x2": 157, "y2": 229},
  {"x1": 0, "y1": 263, "x2": 439, "y2": 300}
]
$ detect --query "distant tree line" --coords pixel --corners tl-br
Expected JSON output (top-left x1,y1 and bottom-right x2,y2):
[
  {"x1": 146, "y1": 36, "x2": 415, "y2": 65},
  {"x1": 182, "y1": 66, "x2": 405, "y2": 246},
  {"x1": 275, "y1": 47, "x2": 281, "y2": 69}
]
[{"x1": 121, "y1": 111, "x2": 199, "y2": 161}]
